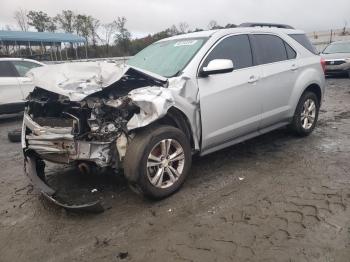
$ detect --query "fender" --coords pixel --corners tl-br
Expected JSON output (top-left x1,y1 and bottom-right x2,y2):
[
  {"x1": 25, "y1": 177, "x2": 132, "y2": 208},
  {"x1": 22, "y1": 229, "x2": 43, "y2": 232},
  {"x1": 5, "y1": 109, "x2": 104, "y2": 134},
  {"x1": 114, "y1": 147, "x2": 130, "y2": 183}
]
[{"x1": 288, "y1": 65, "x2": 325, "y2": 118}]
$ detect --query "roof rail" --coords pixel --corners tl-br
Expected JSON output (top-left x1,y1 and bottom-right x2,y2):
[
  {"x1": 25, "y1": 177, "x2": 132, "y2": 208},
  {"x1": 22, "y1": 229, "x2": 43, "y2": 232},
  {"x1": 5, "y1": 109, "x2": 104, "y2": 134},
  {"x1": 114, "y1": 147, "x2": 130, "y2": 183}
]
[{"x1": 239, "y1": 22, "x2": 294, "y2": 29}]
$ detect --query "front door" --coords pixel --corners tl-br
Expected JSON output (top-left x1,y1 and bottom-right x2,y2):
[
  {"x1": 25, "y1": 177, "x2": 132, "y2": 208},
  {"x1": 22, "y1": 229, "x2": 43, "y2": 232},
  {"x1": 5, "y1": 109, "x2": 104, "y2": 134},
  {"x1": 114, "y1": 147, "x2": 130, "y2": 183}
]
[{"x1": 197, "y1": 34, "x2": 262, "y2": 152}]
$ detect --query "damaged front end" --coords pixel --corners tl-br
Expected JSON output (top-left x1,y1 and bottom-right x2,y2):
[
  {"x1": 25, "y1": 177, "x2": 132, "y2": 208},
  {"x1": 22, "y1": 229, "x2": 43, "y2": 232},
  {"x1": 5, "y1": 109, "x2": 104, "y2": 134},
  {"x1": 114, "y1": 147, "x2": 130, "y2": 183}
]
[{"x1": 23, "y1": 63, "x2": 170, "y2": 212}]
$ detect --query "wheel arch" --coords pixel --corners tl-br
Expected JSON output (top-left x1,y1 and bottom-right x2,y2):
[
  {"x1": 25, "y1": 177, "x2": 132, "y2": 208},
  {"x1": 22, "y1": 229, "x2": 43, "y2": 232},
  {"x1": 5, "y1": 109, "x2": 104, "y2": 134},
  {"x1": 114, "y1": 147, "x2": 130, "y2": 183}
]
[
  {"x1": 290, "y1": 81, "x2": 322, "y2": 119},
  {"x1": 154, "y1": 106, "x2": 196, "y2": 151},
  {"x1": 302, "y1": 83, "x2": 322, "y2": 104},
  {"x1": 289, "y1": 65, "x2": 325, "y2": 118}
]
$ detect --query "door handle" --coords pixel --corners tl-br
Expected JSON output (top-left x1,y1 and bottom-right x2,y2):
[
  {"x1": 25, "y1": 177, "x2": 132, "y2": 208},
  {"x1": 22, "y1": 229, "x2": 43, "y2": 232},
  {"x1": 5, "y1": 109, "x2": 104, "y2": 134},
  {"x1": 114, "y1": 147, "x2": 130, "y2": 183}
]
[
  {"x1": 291, "y1": 64, "x2": 299, "y2": 71},
  {"x1": 248, "y1": 75, "x2": 258, "y2": 83}
]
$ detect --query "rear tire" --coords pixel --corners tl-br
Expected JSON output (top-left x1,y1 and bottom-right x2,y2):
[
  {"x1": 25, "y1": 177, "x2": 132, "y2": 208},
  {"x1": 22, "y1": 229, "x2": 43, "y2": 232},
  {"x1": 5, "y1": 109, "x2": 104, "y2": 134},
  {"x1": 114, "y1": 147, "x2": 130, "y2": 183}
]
[
  {"x1": 124, "y1": 125, "x2": 192, "y2": 199},
  {"x1": 290, "y1": 91, "x2": 320, "y2": 136}
]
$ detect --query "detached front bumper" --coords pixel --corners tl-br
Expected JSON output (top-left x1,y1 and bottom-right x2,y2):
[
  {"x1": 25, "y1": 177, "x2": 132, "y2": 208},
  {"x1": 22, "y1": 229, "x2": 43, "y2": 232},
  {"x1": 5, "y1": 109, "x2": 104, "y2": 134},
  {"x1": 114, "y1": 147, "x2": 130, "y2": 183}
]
[
  {"x1": 22, "y1": 112, "x2": 112, "y2": 212},
  {"x1": 23, "y1": 152, "x2": 104, "y2": 212}
]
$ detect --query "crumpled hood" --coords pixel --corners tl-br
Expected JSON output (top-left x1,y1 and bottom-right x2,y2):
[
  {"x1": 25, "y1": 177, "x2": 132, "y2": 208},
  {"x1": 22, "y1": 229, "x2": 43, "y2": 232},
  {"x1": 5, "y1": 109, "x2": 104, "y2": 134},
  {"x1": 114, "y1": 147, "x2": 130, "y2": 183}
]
[
  {"x1": 321, "y1": 53, "x2": 350, "y2": 60},
  {"x1": 27, "y1": 61, "x2": 167, "y2": 101}
]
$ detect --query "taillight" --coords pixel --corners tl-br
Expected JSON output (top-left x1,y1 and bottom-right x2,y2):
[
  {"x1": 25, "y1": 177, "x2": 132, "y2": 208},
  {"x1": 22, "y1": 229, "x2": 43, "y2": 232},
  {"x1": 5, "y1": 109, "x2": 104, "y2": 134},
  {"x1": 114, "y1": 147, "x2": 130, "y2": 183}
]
[{"x1": 320, "y1": 58, "x2": 326, "y2": 73}]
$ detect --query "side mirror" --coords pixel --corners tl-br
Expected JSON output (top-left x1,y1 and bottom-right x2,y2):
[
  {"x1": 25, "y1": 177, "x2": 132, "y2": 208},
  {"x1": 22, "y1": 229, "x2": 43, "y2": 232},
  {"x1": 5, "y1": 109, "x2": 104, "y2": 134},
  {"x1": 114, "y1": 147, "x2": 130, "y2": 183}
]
[{"x1": 200, "y1": 59, "x2": 234, "y2": 77}]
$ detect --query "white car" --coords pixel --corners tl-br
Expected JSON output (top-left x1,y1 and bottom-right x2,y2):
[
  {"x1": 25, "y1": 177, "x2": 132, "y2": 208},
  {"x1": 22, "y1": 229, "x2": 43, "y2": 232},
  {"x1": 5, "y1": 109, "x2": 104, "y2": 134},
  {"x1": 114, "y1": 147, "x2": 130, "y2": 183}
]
[{"x1": 0, "y1": 58, "x2": 44, "y2": 114}]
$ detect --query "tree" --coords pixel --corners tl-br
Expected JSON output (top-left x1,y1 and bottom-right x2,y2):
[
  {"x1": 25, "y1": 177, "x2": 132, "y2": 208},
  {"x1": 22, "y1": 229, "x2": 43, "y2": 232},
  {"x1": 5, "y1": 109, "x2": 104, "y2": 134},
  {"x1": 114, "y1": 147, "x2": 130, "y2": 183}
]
[
  {"x1": 341, "y1": 20, "x2": 348, "y2": 36},
  {"x1": 208, "y1": 20, "x2": 223, "y2": 30},
  {"x1": 14, "y1": 8, "x2": 29, "y2": 31},
  {"x1": 193, "y1": 28, "x2": 204, "y2": 32},
  {"x1": 208, "y1": 20, "x2": 218, "y2": 30},
  {"x1": 2, "y1": 25, "x2": 13, "y2": 31},
  {"x1": 74, "y1": 14, "x2": 93, "y2": 42},
  {"x1": 178, "y1": 22, "x2": 189, "y2": 34},
  {"x1": 27, "y1": 11, "x2": 55, "y2": 32},
  {"x1": 114, "y1": 17, "x2": 131, "y2": 54},
  {"x1": 90, "y1": 18, "x2": 100, "y2": 46},
  {"x1": 100, "y1": 22, "x2": 118, "y2": 54},
  {"x1": 224, "y1": 23, "x2": 237, "y2": 29},
  {"x1": 55, "y1": 10, "x2": 75, "y2": 33},
  {"x1": 168, "y1": 25, "x2": 179, "y2": 36},
  {"x1": 47, "y1": 20, "x2": 57, "y2": 32}
]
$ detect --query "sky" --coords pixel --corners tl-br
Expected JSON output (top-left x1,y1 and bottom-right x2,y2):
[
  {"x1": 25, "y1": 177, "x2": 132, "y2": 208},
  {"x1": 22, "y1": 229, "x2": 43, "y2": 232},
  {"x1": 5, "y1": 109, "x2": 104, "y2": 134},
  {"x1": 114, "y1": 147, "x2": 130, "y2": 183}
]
[{"x1": 0, "y1": 0, "x2": 349, "y2": 37}]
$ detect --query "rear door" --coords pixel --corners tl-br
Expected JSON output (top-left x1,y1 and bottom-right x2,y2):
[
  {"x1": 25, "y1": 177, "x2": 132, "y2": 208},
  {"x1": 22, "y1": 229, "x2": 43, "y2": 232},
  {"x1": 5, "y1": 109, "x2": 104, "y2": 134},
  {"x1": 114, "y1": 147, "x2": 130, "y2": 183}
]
[
  {"x1": 250, "y1": 34, "x2": 298, "y2": 128},
  {"x1": 197, "y1": 34, "x2": 262, "y2": 152},
  {"x1": 0, "y1": 61, "x2": 23, "y2": 114},
  {"x1": 11, "y1": 61, "x2": 43, "y2": 99}
]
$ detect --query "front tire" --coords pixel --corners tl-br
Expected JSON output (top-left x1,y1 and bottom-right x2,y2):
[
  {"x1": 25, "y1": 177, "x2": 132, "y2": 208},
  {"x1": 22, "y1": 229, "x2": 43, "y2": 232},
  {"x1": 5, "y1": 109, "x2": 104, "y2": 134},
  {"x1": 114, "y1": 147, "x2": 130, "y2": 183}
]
[
  {"x1": 290, "y1": 91, "x2": 320, "y2": 136},
  {"x1": 124, "y1": 125, "x2": 192, "y2": 199}
]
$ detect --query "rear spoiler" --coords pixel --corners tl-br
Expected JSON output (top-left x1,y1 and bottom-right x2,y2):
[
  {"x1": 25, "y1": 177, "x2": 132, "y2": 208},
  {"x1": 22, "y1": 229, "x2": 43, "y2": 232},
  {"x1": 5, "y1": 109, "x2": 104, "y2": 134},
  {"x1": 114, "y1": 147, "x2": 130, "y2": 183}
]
[{"x1": 239, "y1": 22, "x2": 294, "y2": 29}]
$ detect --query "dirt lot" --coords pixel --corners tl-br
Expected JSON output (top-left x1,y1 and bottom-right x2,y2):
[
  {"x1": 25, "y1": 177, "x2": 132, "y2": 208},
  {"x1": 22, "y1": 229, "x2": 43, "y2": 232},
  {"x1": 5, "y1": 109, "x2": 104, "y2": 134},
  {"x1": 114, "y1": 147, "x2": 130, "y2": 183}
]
[{"x1": 0, "y1": 78, "x2": 350, "y2": 262}]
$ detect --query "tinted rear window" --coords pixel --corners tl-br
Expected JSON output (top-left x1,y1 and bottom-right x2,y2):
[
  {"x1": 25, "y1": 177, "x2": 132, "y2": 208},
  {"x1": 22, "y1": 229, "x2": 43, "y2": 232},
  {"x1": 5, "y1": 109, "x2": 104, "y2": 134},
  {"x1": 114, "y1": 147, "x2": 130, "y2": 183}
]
[
  {"x1": 0, "y1": 61, "x2": 18, "y2": 77},
  {"x1": 252, "y1": 34, "x2": 288, "y2": 65},
  {"x1": 288, "y1": 34, "x2": 318, "y2": 54}
]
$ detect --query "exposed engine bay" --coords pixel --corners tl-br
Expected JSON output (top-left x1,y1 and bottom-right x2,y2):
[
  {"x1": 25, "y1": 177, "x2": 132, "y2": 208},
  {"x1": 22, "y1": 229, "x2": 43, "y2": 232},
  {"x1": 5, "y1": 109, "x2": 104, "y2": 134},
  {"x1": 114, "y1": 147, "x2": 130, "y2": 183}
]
[{"x1": 26, "y1": 81, "x2": 143, "y2": 168}]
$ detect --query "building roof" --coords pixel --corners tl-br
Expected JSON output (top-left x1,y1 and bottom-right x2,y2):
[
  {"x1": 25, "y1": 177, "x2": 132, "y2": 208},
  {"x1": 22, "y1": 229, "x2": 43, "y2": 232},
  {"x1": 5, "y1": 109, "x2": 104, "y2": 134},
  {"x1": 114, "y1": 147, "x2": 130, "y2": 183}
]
[{"x1": 0, "y1": 30, "x2": 85, "y2": 45}]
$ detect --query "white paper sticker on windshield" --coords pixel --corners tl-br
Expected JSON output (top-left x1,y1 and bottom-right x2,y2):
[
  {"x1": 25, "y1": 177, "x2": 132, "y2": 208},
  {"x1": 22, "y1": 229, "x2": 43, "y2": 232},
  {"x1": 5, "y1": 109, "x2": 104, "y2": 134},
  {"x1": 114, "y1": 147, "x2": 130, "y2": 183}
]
[{"x1": 174, "y1": 40, "x2": 198, "y2": 47}]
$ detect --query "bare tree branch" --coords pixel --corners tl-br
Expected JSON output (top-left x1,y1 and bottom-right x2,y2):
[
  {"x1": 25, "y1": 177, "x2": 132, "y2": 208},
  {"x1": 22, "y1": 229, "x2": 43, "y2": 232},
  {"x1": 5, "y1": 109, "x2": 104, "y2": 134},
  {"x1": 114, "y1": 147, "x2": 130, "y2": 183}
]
[
  {"x1": 178, "y1": 22, "x2": 189, "y2": 34},
  {"x1": 14, "y1": 8, "x2": 29, "y2": 31}
]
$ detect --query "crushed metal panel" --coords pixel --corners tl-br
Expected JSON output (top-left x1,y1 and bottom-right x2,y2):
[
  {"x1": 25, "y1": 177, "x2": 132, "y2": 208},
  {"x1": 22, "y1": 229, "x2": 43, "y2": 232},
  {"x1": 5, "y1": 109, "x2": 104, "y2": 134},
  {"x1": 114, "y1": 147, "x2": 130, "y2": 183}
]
[
  {"x1": 127, "y1": 86, "x2": 175, "y2": 130},
  {"x1": 124, "y1": 75, "x2": 201, "y2": 150},
  {"x1": 27, "y1": 62, "x2": 167, "y2": 102},
  {"x1": 75, "y1": 141, "x2": 113, "y2": 167}
]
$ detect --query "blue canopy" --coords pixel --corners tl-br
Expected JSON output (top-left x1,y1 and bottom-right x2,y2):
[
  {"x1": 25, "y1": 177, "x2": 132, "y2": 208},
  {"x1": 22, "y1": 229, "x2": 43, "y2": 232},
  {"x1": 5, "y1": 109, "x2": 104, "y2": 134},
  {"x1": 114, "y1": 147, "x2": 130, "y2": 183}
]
[{"x1": 0, "y1": 30, "x2": 86, "y2": 45}]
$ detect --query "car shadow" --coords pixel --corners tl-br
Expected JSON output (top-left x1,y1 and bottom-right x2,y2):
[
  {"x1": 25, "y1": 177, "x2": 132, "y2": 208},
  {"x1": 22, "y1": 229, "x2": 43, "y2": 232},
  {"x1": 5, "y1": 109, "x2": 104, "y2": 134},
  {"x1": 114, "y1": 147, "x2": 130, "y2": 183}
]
[{"x1": 42, "y1": 126, "x2": 298, "y2": 213}]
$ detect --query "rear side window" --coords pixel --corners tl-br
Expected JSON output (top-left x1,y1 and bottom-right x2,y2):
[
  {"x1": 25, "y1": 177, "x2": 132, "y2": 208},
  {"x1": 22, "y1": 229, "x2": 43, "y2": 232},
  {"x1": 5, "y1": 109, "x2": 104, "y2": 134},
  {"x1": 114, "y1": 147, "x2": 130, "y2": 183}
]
[
  {"x1": 251, "y1": 34, "x2": 288, "y2": 65},
  {"x1": 288, "y1": 34, "x2": 318, "y2": 54},
  {"x1": 0, "y1": 61, "x2": 18, "y2": 77},
  {"x1": 284, "y1": 42, "x2": 297, "y2": 59},
  {"x1": 203, "y1": 34, "x2": 253, "y2": 70}
]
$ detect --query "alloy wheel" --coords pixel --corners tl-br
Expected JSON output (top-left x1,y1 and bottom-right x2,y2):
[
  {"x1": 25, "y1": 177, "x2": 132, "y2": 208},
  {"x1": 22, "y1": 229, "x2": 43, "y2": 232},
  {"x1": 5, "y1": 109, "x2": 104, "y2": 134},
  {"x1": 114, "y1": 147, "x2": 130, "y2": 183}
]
[
  {"x1": 146, "y1": 139, "x2": 185, "y2": 189},
  {"x1": 301, "y1": 98, "x2": 316, "y2": 130}
]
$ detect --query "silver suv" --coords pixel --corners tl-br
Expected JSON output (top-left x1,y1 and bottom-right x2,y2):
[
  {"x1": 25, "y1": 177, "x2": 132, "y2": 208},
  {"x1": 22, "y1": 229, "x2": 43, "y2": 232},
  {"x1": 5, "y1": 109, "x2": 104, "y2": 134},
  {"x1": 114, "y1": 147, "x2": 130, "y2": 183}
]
[{"x1": 22, "y1": 23, "x2": 325, "y2": 210}]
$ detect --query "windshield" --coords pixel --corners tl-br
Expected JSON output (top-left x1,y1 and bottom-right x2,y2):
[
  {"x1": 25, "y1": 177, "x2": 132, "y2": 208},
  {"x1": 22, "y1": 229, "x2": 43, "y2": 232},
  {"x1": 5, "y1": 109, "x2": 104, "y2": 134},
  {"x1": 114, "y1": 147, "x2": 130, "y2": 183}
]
[
  {"x1": 127, "y1": 38, "x2": 207, "y2": 78},
  {"x1": 323, "y1": 42, "x2": 350, "y2": 54}
]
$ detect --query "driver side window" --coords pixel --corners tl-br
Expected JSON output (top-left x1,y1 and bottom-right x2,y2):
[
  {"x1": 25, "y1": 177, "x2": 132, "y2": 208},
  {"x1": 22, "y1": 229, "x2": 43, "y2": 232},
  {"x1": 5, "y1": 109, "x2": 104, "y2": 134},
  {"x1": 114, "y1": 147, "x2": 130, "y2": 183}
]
[{"x1": 203, "y1": 34, "x2": 253, "y2": 70}]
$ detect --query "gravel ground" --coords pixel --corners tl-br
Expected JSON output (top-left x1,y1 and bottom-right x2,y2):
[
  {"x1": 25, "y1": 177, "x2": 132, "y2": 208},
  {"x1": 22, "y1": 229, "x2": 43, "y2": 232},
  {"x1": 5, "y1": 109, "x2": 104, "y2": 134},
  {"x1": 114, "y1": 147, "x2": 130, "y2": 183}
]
[{"x1": 0, "y1": 78, "x2": 350, "y2": 262}]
